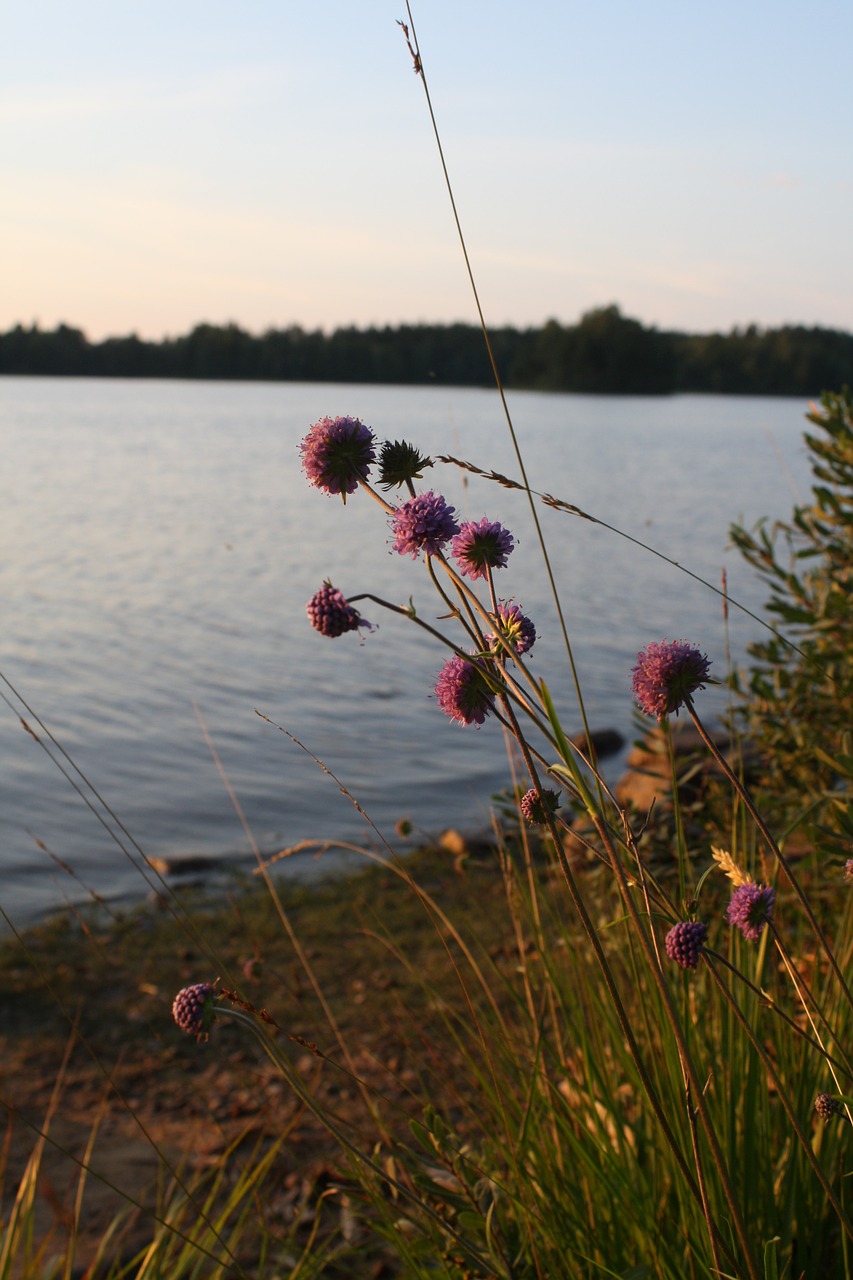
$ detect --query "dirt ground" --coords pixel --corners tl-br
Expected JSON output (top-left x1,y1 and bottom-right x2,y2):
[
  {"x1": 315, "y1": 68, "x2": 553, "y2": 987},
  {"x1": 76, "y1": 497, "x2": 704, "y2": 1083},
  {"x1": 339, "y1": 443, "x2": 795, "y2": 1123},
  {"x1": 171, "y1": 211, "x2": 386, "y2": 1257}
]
[
  {"x1": 3, "y1": 1023, "x2": 421, "y2": 1274},
  {"x1": 0, "y1": 852, "x2": 516, "y2": 1275}
]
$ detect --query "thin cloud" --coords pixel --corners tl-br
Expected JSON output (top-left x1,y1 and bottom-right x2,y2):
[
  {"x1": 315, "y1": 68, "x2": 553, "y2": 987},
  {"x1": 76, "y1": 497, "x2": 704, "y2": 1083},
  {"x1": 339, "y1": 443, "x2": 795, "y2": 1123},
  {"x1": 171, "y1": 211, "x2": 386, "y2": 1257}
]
[{"x1": 0, "y1": 65, "x2": 277, "y2": 125}]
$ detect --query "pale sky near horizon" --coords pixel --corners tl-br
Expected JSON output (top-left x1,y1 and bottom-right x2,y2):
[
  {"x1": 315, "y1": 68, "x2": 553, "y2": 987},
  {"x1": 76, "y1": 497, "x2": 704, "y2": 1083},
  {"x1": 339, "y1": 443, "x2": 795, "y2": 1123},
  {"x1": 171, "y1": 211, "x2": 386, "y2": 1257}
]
[{"x1": 1, "y1": 1, "x2": 851, "y2": 342}]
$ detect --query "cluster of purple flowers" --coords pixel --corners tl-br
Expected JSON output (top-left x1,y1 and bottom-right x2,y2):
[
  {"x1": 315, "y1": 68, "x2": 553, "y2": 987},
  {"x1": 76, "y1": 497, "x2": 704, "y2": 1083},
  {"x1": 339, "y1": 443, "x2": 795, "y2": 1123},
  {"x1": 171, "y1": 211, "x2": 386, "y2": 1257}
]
[
  {"x1": 632, "y1": 640, "x2": 711, "y2": 720},
  {"x1": 725, "y1": 881, "x2": 775, "y2": 942},
  {"x1": 664, "y1": 921, "x2": 708, "y2": 970},
  {"x1": 172, "y1": 982, "x2": 217, "y2": 1040},
  {"x1": 299, "y1": 423, "x2": 727, "y2": 836},
  {"x1": 488, "y1": 600, "x2": 536, "y2": 656},
  {"x1": 520, "y1": 787, "x2": 560, "y2": 825},
  {"x1": 815, "y1": 1092, "x2": 842, "y2": 1119},
  {"x1": 306, "y1": 582, "x2": 371, "y2": 638},
  {"x1": 391, "y1": 491, "x2": 460, "y2": 559},
  {"x1": 300, "y1": 416, "x2": 542, "y2": 748},
  {"x1": 434, "y1": 655, "x2": 494, "y2": 726},
  {"x1": 300, "y1": 415, "x2": 375, "y2": 498},
  {"x1": 451, "y1": 518, "x2": 515, "y2": 580},
  {"x1": 664, "y1": 881, "x2": 777, "y2": 973}
]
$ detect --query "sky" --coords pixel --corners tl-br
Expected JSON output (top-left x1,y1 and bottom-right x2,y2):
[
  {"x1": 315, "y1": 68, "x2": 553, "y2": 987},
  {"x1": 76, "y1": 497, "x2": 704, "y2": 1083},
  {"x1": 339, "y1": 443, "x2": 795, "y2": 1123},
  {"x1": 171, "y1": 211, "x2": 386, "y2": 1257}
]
[{"x1": 1, "y1": 0, "x2": 851, "y2": 341}]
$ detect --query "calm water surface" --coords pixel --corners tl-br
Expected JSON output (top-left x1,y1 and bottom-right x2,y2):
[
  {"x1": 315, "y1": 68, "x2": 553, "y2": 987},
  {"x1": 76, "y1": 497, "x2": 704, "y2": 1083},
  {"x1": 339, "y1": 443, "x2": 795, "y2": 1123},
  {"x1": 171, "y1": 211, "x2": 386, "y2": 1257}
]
[{"x1": 0, "y1": 378, "x2": 814, "y2": 927}]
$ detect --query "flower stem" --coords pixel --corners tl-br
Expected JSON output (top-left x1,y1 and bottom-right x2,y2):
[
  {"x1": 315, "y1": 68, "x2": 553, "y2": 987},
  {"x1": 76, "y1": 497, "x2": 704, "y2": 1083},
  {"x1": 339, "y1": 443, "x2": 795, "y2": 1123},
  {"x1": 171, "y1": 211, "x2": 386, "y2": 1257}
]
[{"x1": 685, "y1": 697, "x2": 853, "y2": 1013}]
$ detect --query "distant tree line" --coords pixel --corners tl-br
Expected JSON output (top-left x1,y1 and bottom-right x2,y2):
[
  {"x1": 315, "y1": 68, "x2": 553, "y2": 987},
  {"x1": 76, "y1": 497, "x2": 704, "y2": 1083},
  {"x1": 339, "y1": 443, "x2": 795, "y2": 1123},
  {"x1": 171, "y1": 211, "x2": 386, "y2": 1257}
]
[{"x1": 1, "y1": 305, "x2": 850, "y2": 395}]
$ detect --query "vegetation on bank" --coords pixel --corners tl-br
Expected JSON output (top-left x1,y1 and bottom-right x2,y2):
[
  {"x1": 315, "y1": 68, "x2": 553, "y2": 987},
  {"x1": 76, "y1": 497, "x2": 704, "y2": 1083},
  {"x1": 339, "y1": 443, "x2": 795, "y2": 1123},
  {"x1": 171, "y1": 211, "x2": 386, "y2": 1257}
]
[
  {"x1": 2, "y1": 305, "x2": 851, "y2": 395},
  {"x1": 2, "y1": 389, "x2": 852, "y2": 1278}
]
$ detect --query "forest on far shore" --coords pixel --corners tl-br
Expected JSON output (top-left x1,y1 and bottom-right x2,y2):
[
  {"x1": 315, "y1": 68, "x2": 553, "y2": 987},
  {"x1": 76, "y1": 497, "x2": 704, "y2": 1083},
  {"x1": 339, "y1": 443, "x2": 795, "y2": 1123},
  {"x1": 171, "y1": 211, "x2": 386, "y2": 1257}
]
[{"x1": 1, "y1": 305, "x2": 850, "y2": 396}]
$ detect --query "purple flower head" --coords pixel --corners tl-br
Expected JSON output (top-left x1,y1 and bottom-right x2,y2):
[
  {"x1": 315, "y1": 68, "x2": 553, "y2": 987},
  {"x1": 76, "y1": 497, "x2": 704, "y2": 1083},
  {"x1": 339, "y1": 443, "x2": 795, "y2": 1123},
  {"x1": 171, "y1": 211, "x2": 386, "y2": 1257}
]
[
  {"x1": 451, "y1": 518, "x2": 515, "y2": 581},
  {"x1": 172, "y1": 982, "x2": 217, "y2": 1040},
  {"x1": 434, "y1": 654, "x2": 494, "y2": 726},
  {"x1": 487, "y1": 600, "x2": 536, "y2": 656},
  {"x1": 391, "y1": 491, "x2": 460, "y2": 559},
  {"x1": 815, "y1": 1093, "x2": 842, "y2": 1119},
  {"x1": 631, "y1": 640, "x2": 711, "y2": 719},
  {"x1": 844, "y1": 859, "x2": 853, "y2": 883},
  {"x1": 306, "y1": 582, "x2": 372, "y2": 638},
  {"x1": 520, "y1": 787, "x2": 560, "y2": 826},
  {"x1": 300, "y1": 415, "x2": 375, "y2": 499},
  {"x1": 726, "y1": 882, "x2": 775, "y2": 942},
  {"x1": 664, "y1": 921, "x2": 707, "y2": 970}
]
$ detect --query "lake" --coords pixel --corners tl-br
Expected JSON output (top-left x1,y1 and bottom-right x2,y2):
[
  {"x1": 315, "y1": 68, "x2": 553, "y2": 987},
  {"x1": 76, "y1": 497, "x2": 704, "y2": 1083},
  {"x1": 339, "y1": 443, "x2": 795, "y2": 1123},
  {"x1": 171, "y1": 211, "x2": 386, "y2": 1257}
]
[{"x1": 0, "y1": 377, "x2": 816, "y2": 928}]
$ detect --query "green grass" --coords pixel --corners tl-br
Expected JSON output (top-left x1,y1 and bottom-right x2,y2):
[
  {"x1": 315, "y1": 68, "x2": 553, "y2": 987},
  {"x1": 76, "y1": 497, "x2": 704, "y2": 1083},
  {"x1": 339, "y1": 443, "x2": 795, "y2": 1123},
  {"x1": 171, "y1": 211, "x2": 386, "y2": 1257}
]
[{"x1": 3, "y1": 810, "x2": 851, "y2": 1277}]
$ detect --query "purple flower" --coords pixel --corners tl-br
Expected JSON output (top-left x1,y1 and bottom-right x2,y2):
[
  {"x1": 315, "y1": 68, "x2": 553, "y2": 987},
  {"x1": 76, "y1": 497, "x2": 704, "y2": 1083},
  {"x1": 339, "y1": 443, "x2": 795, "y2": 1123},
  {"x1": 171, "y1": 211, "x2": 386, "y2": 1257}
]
[
  {"x1": 434, "y1": 655, "x2": 494, "y2": 726},
  {"x1": 631, "y1": 640, "x2": 711, "y2": 719},
  {"x1": 664, "y1": 921, "x2": 707, "y2": 970},
  {"x1": 172, "y1": 982, "x2": 217, "y2": 1040},
  {"x1": 391, "y1": 491, "x2": 460, "y2": 559},
  {"x1": 306, "y1": 582, "x2": 372, "y2": 638},
  {"x1": 520, "y1": 787, "x2": 560, "y2": 825},
  {"x1": 300, "y1": 415, "x2": 375, "y2": 499},
  {"x1": 815, "y1": 1093, "x2": 841, "y2": 1119},
  {"x1": 726, "y1": 882, "x2": 775, "y2": 942},
  {"x1": 844, "y1": 859, "x2": 853, "y2": 883},
  {"x1": 451, "y1": 518, "x2": 515, "y2": 580},
  {"x1": 487, "y1": 600, "x2": 536, "y2": 656}
]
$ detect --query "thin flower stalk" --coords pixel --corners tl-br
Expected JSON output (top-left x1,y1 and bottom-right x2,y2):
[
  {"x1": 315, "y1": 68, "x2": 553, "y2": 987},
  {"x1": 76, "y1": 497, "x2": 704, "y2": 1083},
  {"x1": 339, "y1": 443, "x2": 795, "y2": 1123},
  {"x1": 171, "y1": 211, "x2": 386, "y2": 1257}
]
[
  {"x1": 701, "y1": 954, "x2": 853, "y2": 1239},
  {"x1": 259, "y1": 721, "x2": 575, "y2": 1257},
  {"x1": 402, "y1": 5, "x2": 604, "y2": 794},
  {"x1": 421, "y1": 560, "x2": 553, "y2": 731},
  {"x1": 346, "y1": 588, "x2": 551, "y2": 740},
  {"x1": 485, "y1": 561, "x2": 500, "y2": 616},
  {"x1": 543, "y1": 682, "x2": 746, "y2": 1263},
  {"x1": 195, "y1": 705, "x2": 391, "y2": 1138},
  {"x1": 256, "y1": 716, "x2": 513, "y2": 1037},
  {"x1": 662, "y1": 718, "x2": 690, "y2": 909},
  {"x1": 771, "y1": 928, "x2": 853, "y2": 1104},
  {"x1": 533, "y1": 806, "x2": 744, "y2": 1276},
  {"x1": 683, "y1": 1075, "x2": 725, "y2": 1280},
  {"x1": 414, "y1": 546, "x2": 549, "y2": 738},
  {"x1": 348, "y1": 591, "x2": 477, "y2": 654},
  {"x1": 582, "y1": 806, "x2": 761, "y2": 1280},
  {"x1": 502, "y1": 749, "x2": 570, "y2": 1160},
  {"x1": 707, "y1": 947, "x2": 853, "y2": 1084},
  {"x1": 618, "y1": 814, "x2": 681, "y2": 932},
  {"x1": 435, "y1": 553, "x2": 547, "y2": 704},
  {"x1": 438, "y1": 449, "x2": 816, "y2": 675},
  {"x1": 685, "y1": 696, "x2": 853, "y2": 1014},
  {"x1": 212, "y1": 1002, "x2": 495, "y2": 1274},
  {"x1": 425, "y1": 553, "x2": 489, "y2": 653},
  {"x1": 358, "y1": 476, "x2": 398, "y2": 515}
]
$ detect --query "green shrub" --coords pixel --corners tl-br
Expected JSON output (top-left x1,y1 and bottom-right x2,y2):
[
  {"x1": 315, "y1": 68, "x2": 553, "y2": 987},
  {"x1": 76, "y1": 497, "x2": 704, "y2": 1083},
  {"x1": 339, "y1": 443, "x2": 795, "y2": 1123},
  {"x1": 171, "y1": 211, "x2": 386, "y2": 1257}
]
[{"x1": 729, "y1": 388, "x2": 853, "y2": 842}]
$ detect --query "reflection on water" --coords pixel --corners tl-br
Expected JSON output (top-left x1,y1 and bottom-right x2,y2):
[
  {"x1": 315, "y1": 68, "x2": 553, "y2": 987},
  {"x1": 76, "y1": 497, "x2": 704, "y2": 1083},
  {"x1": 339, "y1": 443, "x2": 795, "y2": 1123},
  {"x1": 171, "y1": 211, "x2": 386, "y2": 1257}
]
[{"x1": 0, "y1": 377, "x2": 812, "y2": 926}]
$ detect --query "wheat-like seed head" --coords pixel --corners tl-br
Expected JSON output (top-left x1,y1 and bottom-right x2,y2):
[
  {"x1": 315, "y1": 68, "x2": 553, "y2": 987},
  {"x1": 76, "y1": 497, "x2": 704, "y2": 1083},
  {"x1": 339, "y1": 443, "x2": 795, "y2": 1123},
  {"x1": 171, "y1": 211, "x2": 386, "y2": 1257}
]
[{"x1": 711, "y1": 846, "x2": 751, "y2": 887}]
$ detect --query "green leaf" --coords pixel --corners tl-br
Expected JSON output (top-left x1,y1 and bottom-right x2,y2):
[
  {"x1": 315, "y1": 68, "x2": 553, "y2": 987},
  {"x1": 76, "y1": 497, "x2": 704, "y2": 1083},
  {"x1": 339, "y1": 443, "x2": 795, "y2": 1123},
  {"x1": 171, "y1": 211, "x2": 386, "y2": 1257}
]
[
  {"x1": 762, "y1": 1235, "x2": 780, "y2": 1280},
  {"x1": 539, "y1": 679, "x2": 595, "y2": 810}
]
